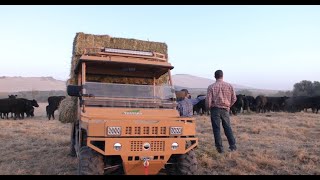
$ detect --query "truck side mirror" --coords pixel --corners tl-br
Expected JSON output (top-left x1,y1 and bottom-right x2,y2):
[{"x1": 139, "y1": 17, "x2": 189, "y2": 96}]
[{"x1": 67, "y1": 85, "x2": 82, "y2": 97}]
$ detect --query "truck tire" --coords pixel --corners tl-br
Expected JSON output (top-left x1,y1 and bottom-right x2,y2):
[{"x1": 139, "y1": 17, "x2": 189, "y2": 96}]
[
  {"x1": 78, "y1": 146, "x2": 104, "y2": 175},
  {"x1": 166, "y1": 149, "x2": 198, "y2": 175}
]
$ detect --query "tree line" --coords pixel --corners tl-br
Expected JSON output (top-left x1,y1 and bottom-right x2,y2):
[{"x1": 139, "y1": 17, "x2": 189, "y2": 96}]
[
  {"x1": 238, "y1": 80, "x2": 320, "y2": 97},
  {"x1": 277, "y1": 80, "x2": 320, "y2": 97}
]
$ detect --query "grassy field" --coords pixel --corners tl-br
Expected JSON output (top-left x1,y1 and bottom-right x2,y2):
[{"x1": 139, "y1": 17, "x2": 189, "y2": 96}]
[{"x1": 0, "y1": 103, "x2": 319, "y2": 175}]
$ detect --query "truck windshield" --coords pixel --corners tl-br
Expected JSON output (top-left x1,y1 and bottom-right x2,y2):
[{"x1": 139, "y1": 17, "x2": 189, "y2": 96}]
[{"x1": 83, "y1": 82, "x2": 176, "y2": 100}]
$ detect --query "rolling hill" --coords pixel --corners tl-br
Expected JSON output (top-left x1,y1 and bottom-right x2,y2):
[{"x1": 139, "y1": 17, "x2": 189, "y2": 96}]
[
  {"x1": 0, "y1": 75, "x2": 279, "y2": 96},
  {"x1": 172, "y1": 74, "x2": 252, "y2": 90},
  {"x1": 0, "y1": 76, "x2": 66, "y2": 92}
]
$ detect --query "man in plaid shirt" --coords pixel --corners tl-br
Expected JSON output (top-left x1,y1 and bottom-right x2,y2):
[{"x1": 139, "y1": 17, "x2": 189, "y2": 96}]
[
  {"x1": 205, "y1": 70, "x2": 237, "y2": 153},
  {"x1": 177, "y1": 89, "x2": 193, "y2": 117}
]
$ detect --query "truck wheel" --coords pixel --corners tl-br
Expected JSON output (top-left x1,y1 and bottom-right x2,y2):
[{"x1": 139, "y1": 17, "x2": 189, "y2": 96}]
[
  {"x1": 166, "y1": 149, "x2": 198, "y2": 175},
  {"x1": 78, "y1": 146, "x2": 104, "y2": 175}
]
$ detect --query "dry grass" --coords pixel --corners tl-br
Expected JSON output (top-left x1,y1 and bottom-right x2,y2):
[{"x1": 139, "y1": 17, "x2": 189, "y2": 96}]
[
  {"x1": 195, "y1": 112, "x2": 320, "y2": 175},
  {"x1": 0, "y1": 105, "x2": 319, "y2": 175},
  {"x1": 0, "y1": 103, "x2": 77, "y2": 175}
]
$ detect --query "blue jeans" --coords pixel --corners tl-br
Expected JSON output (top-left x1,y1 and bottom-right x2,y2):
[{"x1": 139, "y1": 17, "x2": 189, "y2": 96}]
[{"x1": 210, "y1": 107, "x2": 236, "y2": 151}]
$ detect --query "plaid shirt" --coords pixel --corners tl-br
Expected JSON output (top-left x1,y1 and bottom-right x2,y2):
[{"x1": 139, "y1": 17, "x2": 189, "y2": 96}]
[
  {"x1": 177, "y1": 98, "x2": 193, "y2": 117},
  {"x1": 205, "y1": 79, "x2": 237, "y2": 111}
]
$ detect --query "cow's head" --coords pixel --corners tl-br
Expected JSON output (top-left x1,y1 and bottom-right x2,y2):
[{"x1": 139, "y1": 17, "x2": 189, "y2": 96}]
[{"x1": 31, "y1": 99, "x2": 39, "y2": 107}]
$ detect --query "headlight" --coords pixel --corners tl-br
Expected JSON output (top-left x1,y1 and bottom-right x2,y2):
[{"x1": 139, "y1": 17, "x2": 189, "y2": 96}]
[
  {"x1": 170, "y1": 127, "x2": 182, "y2": 135},
  {"x1": 114, "y1": 143, "x2": 122, "y2": 151},
  {"x1": 171, "y1": 142, "x2": 179, "y2": 150},
  {"x1": 107, "y1": 127, "x2": 121, "y2": 136}
]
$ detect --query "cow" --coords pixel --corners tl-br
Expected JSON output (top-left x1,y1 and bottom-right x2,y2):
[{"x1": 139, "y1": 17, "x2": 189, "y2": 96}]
[
  {"x1": 284, "y1": 96, "x2": 314, "y2": 113},
  {"x1": 46, "y1": 96, "x2": 66, "y2": 120},
  {"x1": 243, "y1": 95, "x2": 255, "y2": 112},
  {"x1": 286, "y1": 96, "x2": 319, "y2": 113},
  {"x1": 20, "y1": 99, "x2": 39, "y2": 118},
  {"x1": 0, "y1": 97, "x2": 38, "y2": 120},
  {"x1": 230, "y1": 94, "x2": 245, "y2": 115},
  {"x1": 193, "y1": 99, "x2": 208, "y2": 116},
  {"x1": 0, "y1": 98, "x2": 14, "y2": 119},
  {"x1": 192, "y1": 95, "x2": 210, "y2": 116},
  {"x1": 46, "y1": 105, "x2": 56, "y2": 120},
  {"x1": 12, "y1": 98, "x2": 39, "y2": 119},
  {"x1": 311, "y1": 96, "x2": 320, "y2": 113},
  {"x1": 8, "y1": 95, "x2": 17, "y2": 118},
  {"x1": 265, "y1": 96, "x2": 289, "y2": 112},
  {"x1": 254, "y1": 95, "x2": 268, "y2": 113}
]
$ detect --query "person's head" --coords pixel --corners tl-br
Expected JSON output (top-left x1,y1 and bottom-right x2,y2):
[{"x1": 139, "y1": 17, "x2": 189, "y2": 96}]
[
  {"x1": 181, "y1": 89, "x2": 190, "y2": 98},
  {"x1": 214, "y1": 70, "x2": 223, "y2": 80}
]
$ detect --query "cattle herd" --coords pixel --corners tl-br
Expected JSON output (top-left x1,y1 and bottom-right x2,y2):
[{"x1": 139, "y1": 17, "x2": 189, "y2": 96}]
[
  {"x1": 0, "y1": 95, "x2": 65, "y2": 120},
  {"x1": 1, "y1": 93, "x2": 319, "y2": 120},
  {"x1": 191, "y1": 94, "x2": 320, "y2": 116}
]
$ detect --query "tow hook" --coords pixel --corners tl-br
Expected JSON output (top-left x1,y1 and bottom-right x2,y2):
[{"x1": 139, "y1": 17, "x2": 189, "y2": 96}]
[{"x1": 142, "y1": 157, "x2": 150, "y2": 175}]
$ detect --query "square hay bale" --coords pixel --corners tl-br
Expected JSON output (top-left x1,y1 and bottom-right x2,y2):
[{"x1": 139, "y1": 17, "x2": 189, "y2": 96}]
[
  {"x1": 61, "y1": 33, "x2": 170, "y2": 124},
  {"x1": 69, "y1": 32, "x2": 168, "y2": 86}
]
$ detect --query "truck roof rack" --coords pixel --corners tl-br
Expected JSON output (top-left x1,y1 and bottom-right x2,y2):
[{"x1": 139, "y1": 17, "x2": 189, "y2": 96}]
[
  {"x1": 83, "y1": 47, "x2": 167, "y2": 62},
  {"x1": 74, "y1": 47, "x2": 174, "y2": 78}
]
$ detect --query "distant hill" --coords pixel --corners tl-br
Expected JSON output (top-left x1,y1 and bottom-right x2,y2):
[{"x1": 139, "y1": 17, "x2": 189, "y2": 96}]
[
  {"x1": 172, "y1": 74, "x2": 279, "y2": 96},
  {"x1": 0, "y1": 76, "x2": 66, "y2": 92},
  {"x1": 0, "y1": 75, "x2": 279, "y2": 97},
  {"x1": 172, "y1": 74, "x2": 252, "y2": 90}
]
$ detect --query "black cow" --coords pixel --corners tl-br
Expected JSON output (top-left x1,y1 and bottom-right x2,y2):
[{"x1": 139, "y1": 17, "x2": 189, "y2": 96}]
[
  {"x1": 230, "y1": 94, "x2": 245, "y2": 115},
  {"x1": 193, "y1": 95, "x2": 210, "y2": 116},
  {"x1": 46, "y1": 105, "x2": 56, "y2": 120},
  {"x1": 254, "y1": 95, "x2": 268, "y2": 113},
  {"x1": 284, "y1": 96, "x2": 312, "y2": 113},
  {"x1": 285, "y1": 96, "x2": 320, "y2": 113},
  {"x1": 12, "y1": 98, "x2": 39, "y2": 119},
  {"x1": 20, "y1": 99, "x2": 39, "y2": 118},
  {"x1": 8, "y1": 95, "x2": 17, "y2": 118},
  {"x1": 311, "y1": 96, "x2": 320, "y2": 113},
  {"x1": 243, "y1": 96, "x2": 255, "y2": 112},
  {"x1": 0, "y1": 98, "x2": 14, "y2": 119},
  {"x1": 47, "y1": 96, "x2": 66, "y2": 120},
  {"x1": 193, "y1": 99, "x2": 209, "y2": 116},
  {"x1": 265, "y1": 96, "x2": 289, "y2": 112}
]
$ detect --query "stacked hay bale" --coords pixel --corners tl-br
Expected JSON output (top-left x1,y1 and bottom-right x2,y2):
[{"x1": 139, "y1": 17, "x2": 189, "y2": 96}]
[
  {"x1": 69, "y1": 32, "x2": 168, "y2": 85},
  {"x1": 59, "y1": 32, "x2": 169, "y2": 123}
]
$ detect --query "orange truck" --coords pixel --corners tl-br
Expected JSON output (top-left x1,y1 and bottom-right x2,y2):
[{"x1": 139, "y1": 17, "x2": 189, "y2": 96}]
[{"x1": 67, "y1": 47, "x2": 198, "y2": 175}]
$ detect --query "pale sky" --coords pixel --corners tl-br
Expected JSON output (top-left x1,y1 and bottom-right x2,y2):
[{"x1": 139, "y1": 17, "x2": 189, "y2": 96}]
[{"x1": 0, "y1": 5, "x2": 319, "y2": 91}]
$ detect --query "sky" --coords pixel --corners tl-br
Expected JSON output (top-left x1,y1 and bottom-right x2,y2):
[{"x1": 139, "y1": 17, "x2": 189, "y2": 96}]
[{"x1": 0, "y1": 5, "x2": 319, "y2": 91}]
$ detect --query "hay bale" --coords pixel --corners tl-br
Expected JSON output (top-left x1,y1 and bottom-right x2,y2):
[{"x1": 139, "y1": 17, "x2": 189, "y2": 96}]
[
  {"x1": 58, "y1": 96, "x2": 78, "y2": 124},
  {"x1": 69, "y1": 32, "x2": 168, "y2": 85},
  {"x1": 62, "y1": 33, "x2": 170, "y2": 123}
]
